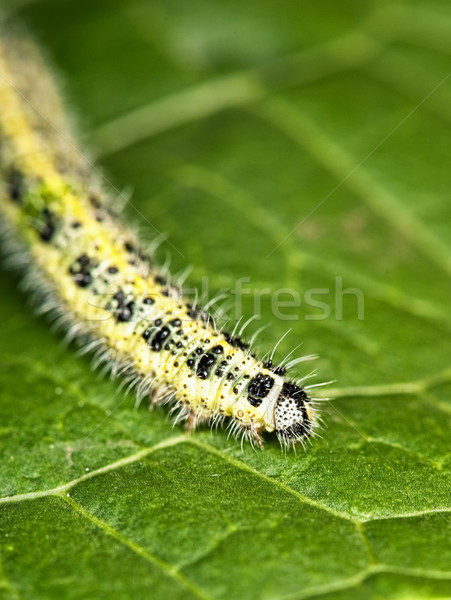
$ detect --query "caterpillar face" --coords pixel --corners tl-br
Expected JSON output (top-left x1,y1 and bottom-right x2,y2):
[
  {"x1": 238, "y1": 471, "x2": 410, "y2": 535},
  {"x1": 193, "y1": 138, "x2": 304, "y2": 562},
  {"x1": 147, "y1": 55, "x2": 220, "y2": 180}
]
[
  {"x1": 274, "y1": 383, "x2": 314, "y2": 445},
  {"x1": 0, "y1": 31, "x2": 324, "y2": 451}
]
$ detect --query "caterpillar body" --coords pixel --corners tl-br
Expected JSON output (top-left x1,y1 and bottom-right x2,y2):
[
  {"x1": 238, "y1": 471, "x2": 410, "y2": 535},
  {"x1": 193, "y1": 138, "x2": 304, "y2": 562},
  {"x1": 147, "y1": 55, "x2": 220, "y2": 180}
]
[{"x1": 0, "y1": 30, "x2": 319, "y2": 450}]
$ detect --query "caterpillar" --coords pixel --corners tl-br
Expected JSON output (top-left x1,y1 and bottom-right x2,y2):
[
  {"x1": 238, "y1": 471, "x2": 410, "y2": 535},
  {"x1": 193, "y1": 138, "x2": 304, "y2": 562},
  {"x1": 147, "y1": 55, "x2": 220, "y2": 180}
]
[{"x1": 0, "y1": 29, "x2": 320, "y2": 450}]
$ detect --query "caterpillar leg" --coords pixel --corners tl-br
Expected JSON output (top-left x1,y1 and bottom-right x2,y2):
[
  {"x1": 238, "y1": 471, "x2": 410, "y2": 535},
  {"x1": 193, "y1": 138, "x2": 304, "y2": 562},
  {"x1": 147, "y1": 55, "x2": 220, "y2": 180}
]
[
  {"x1": 227, "y1": 418, "x2": 264, "y2": 450},
  {"x1": 186, "y1": 412, "x2": 197, "y2": 433},
  {"x1": 185, "y1": 407, "x2": 216, "y2": 432}
]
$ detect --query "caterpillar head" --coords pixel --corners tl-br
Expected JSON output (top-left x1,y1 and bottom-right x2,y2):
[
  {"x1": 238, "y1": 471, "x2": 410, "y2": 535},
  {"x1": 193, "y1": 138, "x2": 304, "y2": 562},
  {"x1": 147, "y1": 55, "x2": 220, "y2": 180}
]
[{"x1": 274, "y1": 382, "x2": 314, "y2": 447}]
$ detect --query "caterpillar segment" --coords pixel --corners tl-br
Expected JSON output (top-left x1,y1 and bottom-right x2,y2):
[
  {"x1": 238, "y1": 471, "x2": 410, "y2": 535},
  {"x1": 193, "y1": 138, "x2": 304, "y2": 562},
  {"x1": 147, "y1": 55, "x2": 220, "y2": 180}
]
[{"x1": 0, "y1": 31, "x2": 319, "y2": 449}]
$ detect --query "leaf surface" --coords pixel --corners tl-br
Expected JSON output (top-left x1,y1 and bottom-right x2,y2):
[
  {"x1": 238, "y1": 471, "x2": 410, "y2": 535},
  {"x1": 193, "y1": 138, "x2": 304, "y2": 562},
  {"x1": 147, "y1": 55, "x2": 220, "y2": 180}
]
[{"x1": 1, "y1": 1, "x2": 450, "y2": 599}]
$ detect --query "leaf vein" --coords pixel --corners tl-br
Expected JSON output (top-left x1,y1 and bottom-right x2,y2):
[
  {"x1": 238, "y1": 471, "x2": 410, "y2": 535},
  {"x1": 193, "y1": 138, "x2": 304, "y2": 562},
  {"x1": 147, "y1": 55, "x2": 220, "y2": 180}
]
[{"x1": 63, "y1": 495, "x2": 214, "y2": 600}]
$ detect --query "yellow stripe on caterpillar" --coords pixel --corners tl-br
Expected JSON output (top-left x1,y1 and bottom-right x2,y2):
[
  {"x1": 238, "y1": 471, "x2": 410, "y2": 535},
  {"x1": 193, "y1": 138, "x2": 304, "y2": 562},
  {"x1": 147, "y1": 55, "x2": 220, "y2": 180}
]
[{"x1": 0, "y1": 29, "x2": 320, "y2": 450}]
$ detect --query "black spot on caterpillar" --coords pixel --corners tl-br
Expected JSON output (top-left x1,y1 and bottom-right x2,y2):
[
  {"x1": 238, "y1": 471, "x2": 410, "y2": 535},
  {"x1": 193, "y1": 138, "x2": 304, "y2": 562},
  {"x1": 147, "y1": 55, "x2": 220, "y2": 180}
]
[{"x1": 0, "y1": 29, "x2": 321, "y2": 450}]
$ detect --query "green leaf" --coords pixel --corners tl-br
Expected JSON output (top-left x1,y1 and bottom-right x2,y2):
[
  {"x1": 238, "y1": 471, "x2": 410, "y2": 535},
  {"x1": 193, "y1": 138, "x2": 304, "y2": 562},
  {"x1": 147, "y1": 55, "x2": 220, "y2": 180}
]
[{"x1": 1, "y1": 0, "x2": 451, "y2": 598}]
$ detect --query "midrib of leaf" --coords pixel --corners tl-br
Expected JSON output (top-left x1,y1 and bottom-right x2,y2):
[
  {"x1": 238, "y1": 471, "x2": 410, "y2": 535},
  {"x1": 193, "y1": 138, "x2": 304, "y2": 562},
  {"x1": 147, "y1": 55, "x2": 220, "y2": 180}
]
[
  {"x1": 275, "y1": 564, "x2": 451, "y2": 600},
  {"x1": 0, "y1": 436, "x2": 188, "y2": 505},
  {"x1": 90, "y1": 2, "x2": 451, "y2": 157},
  {"x1": 90, "y1": 15, "x2": 388, "y2": 154},
  {"x1": 2, "y1": 2, "x2": 451, "y2": 599},
  {"x1": 2, "y1": 330, "x2": 451, "y2": 481},
  {"x1": 1, "y1": 435, "x2": 450, "y2": 516},
  {"x1": 1, "y1": 436, "x2": 450, "y2": 600}
]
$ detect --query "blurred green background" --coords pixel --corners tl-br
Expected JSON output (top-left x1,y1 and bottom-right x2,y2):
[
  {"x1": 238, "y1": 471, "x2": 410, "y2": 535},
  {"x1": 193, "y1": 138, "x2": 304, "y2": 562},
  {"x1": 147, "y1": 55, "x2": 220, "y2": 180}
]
[{"x1": 0, "y1": 1, "x2": 450, "y2": 599}]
